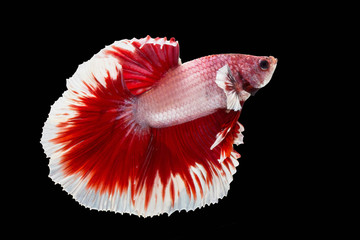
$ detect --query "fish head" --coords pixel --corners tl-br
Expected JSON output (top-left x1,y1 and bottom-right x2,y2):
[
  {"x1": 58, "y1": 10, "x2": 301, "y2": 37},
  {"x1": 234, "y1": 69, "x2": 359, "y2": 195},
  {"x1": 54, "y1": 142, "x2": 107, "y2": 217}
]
[{"x1": 231, "y1": 55, "x2": 277, "y2": 95}]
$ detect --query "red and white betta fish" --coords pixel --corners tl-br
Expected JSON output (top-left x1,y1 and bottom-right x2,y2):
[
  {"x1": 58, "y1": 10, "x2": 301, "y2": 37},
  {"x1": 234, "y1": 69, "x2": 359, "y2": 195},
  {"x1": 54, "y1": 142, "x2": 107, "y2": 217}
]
[{"x1": 41, "y1": 36, "x2": 277, "y2": 217}]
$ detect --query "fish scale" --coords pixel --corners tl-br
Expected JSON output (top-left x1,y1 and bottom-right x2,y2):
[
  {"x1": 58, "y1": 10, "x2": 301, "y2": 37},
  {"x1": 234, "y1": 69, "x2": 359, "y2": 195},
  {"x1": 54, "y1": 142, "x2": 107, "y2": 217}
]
[{"x1": 136, "y1": 55, "x2": 228, "y2": 128}]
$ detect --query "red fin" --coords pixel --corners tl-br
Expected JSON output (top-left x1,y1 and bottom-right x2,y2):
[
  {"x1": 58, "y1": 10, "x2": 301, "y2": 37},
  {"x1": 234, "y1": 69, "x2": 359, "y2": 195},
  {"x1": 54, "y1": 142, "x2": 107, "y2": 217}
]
[
  {"x1": 210, "y1": 111, "x2": 241, "y2": 150},
  {"x1": 41, "y1": 53, "x2": 151, "y2": 215},
  {"x1": 103, "y1": 36, "x2": 180, "y2": 95},
  {"x1": 216, "y1": 117, "x2": 244, "y2": 163},
  {"x1": 48, "y1": 60, "x2": 150, "y2": 196}
]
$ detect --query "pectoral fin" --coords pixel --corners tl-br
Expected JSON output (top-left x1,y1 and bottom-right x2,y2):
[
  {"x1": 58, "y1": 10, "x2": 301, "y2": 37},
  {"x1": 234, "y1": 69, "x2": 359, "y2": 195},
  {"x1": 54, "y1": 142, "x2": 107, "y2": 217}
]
[{"x1": 215, "y1": 65, "x2": 242, "y2": 111}]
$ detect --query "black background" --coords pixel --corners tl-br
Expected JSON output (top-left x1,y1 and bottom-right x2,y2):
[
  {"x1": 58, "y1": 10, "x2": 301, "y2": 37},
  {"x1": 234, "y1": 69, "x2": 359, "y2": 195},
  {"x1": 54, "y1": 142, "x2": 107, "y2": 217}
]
[{"x1": 17, "y1": 4, "x2": 331, "y2": 239}]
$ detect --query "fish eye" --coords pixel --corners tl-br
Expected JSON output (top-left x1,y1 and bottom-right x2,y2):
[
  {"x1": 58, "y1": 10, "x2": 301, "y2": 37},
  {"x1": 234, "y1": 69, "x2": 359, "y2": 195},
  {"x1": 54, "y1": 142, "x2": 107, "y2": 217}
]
[{"x1": 259, "y1": 59, "x2": 270, "y2": 70}]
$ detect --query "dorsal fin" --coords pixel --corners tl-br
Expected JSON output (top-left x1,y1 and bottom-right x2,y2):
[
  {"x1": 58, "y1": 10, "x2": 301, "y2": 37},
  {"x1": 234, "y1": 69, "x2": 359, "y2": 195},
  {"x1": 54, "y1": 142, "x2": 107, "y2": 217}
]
[{"x1": 103, "y1": 36, "x2": 180, "y2": 95}]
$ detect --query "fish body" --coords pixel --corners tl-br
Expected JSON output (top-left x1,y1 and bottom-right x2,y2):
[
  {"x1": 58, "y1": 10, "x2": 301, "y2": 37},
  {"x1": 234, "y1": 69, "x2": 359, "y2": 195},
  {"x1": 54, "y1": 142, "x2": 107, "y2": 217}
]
[
  {"x1": 136, "y1": 54, "x2": 276, "y2": 128},
  {"x1": 41, "y1": 36, "x2": 277, "y2": 217}
]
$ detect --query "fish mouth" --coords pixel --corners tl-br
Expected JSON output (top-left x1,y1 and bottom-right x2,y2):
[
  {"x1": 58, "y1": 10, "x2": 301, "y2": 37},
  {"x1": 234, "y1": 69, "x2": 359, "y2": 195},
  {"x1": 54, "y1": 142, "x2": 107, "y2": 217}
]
[{"x1": 269, "y1": 56, "x2": 278, "y2": 65}]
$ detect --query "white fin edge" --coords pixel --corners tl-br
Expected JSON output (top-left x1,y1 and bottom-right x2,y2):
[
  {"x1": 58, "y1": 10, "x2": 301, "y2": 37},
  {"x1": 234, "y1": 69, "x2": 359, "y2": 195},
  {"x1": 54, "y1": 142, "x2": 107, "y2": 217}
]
[
  {"x1": 210, "y1": 127, "x2": 231, "y2": 150},
  {"x1": 45, "y1": 155, "x2": 237, "y2": 217},
  {"x1": 234, "y1": 122, "x2": 245, "y2": 146},
  {"x1": 210, "y1": 121, "x2": 244, "y2": 151}
]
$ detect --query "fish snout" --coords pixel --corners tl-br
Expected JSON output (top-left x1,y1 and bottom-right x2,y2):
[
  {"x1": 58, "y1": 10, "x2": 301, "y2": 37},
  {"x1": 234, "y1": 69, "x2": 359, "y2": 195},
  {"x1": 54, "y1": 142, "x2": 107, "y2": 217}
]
[{"x1": 268, "y1": 56, "x2": 278, "y2": 66}]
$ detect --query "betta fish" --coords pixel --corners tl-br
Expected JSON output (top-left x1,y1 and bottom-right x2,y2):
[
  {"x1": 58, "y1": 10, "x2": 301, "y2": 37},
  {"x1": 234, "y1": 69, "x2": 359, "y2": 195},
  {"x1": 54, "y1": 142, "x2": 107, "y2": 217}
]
[{"x1": 41, "y1": 36, "x2": 277, "y2": 217}]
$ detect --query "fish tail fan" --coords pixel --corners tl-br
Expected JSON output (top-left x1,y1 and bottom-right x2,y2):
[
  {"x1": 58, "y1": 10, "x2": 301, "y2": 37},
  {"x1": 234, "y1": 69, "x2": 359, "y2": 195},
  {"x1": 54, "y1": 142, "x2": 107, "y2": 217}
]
[
  {"x1": 41, "y1": 55, "x2": 152, "y2": 214},
  {"x1": 41, "y1": 36, "x2": 183, "y2": 216}
]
